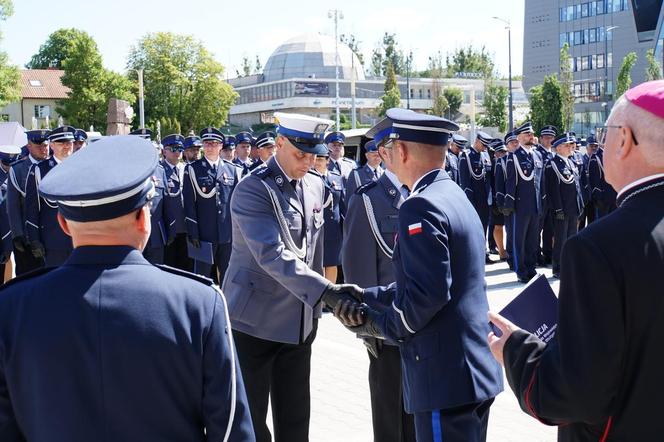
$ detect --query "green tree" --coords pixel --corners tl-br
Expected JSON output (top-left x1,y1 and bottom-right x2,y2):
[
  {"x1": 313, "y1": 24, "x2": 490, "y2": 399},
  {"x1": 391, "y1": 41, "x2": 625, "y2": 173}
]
[
  {"x1": 645, "y1": 49, "x2": 662, "y2": 81},
  {"x1": 418, "y1": 50, "x2": 445, "y2": 78},
  {"x1": 445, "y1": 46, "x2": 494, "y2": 78},
  {"x1": 528, "y1": 75, "x2": 564, "y2": 134},
  {"x1": 616, "y1": 52, "x2": 638, "y2": 98},
  {"x1": 57, "y1": 32, "x2": 135, "y2": 132},
  {"x1": 559, "y1": 43, "x2": 574, "y2": 131},
  {"x1": 443, "y1": 87, "x2": 463, "y2": 117},
  {"x1": 370, "y1": 33, "x2": 405, "y2": 76},
  {"x1": 340, "y1": 34, "x2": 364, "y2": 66},
  {"x1": 127, "y1": 32, "x2": 238, "y2": 133},
  {"x1": 432, "y1": 93, "x2": 449, "y2": 117},
  {"x1": 26, "y1": 28, "x2": 92, "y2": 69},
  {"x1": 0, "y1": 0, "x2": 19, "y2": 108},
  {"x1": 378, "y1": 63, "x2": 401, "y2": 116},
  {"x1": 478, "y1": 80, "x2": 508, "y2": 131}
]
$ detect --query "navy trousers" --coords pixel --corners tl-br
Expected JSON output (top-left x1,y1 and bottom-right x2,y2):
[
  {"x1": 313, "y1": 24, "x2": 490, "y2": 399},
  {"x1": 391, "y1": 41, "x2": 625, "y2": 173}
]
[
  {"x1": 414, "y1": 398, "x2": 494, "y2": 442},
  {"x1": 552, "y1": 216, "x2": 578, "y2": 275},
  {"x1": 505, "y1": 214, "x2": 514, "y2": 268},
  {"x1": 192, "y1": 242, "x2": 232, "y2": 284},
  {"x1": 470, "y1": 200, "x2": 490, "y2": 250},
  {"x1": 512, "y1": 212, "x2": 539, "y2": 280},
  {"x1": 539, "y1": 209, "x2": 554, "y2": 261}
]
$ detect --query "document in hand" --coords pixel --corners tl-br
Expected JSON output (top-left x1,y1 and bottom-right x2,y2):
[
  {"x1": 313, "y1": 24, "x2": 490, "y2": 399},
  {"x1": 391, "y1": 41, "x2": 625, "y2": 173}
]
[
  {"x1": 495, "y1": 274, "x2": 558, "y2": 343},
  {"x1": 187, "y1": 240, "x2": 214, "y2": 264}
]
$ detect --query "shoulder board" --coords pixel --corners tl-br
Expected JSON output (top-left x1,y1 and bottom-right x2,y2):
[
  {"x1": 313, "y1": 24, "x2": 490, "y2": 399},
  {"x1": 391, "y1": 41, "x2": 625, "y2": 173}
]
[
  {"x1": 254, "y1": 166, "x2": 272, "y2": 179},
  {"x1": 0, "y1": 266, "x2": 56, "y2": 291},
  {"x1": 341, "y1": 157, "x2": 355, "y2": 163},
  {"x1": 307, "y1": 169, "x2": 322, "y2": 178},
  {"x1": 153, "y1": 264, "x2": 215, "y2": 287},
  {"x1": 225, "y1": 160, "x2": 242, "y2": 168},
  {"x1": 356, "y1": 180, "x2": 378, "y2": 195},
  {"x1": 328, "y1": 168, "x2": 342, "y2": 177}
]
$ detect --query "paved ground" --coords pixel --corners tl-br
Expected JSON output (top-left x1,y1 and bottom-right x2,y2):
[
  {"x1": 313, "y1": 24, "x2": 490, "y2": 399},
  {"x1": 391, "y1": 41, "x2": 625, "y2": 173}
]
[{"x1": 304, "y1": 259, "x2": 560, "y2": 442}]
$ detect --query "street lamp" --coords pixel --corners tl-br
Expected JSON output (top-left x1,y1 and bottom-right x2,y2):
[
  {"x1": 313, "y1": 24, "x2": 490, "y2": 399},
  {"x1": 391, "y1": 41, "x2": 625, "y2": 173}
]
[
  {"x1": 492, "y1": 16, "x2": 513, "y2": 131},
  {"x1": 328, "y1": 9, "x2": 344, "y2": 130},
  {"x1": 406, "y1": 51, "x2": 413, "y2": 109},
  {"x1": 137, "y1": 69, "x2": 145, "y2": 129}
]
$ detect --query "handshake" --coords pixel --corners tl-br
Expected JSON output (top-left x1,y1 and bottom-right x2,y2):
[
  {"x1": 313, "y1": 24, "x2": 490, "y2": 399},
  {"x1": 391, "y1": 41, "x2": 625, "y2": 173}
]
[{"x1": 320, "y1": 284, "x2": 383, "y2": 342}]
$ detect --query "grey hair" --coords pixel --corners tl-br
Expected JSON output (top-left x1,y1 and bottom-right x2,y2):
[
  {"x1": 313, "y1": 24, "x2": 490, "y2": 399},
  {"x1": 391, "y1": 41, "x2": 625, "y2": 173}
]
[{"x1": 609, "y1": 95, "x2": 664, "y2": 164}]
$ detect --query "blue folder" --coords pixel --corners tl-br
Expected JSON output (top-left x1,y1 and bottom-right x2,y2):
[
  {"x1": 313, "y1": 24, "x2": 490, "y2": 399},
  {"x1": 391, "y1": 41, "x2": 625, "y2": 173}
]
[
  {"x1": 187, "y1": 240, "x2": 214, "y2": 264},
  {"x1": 494, "y1": 274, "x2": 559, "y2": 343}
]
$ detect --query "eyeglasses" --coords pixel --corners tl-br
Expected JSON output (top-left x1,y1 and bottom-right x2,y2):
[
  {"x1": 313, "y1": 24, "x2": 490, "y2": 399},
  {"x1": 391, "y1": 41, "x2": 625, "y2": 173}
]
[{"x1": 600, "y1": 125, "x2": 638, "y2": 146}]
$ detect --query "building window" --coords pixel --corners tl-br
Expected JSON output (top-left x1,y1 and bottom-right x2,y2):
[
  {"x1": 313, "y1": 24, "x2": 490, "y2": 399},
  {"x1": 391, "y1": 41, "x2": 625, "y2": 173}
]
[
  {"x1": 574, "y1": 31, "x2": 585, "y2": 45},
  {"x1": 34, "y1": 105, "x2": 50, "y2": 119},
  {"x1": 588, "y1": 28, "x2": 597, "y2": 43},
  {"x1": 418, "y1": 89, "x2": 423, "y2": 99},
  {"x1": 581, "y1": 2, "x2": 589, "y2": 17},
  {"x1": 607, "y1": 52, "x2": 613, "y2": 68},
  {"x1": 596, "y1": 0, "x2": 606, "y2": 14},
  {"x1": 410, "y1": 88, "x2": 414, "y2": 99},
  {"x1": 596, "y1": 53, "x2": 605, "y2": 69},
  {"x1": 427, "y1": 89, "x2": 431, "y2": 99}
]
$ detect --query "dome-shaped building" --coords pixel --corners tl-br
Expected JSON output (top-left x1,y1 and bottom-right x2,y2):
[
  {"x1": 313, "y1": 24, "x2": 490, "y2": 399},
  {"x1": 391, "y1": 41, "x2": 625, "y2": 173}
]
[{"x1": 263, "y1": 33, "x2": 365, "y2": 82}]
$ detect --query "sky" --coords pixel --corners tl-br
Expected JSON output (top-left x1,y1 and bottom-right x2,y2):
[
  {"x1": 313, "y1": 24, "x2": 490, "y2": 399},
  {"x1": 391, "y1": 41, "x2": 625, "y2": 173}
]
[{"x1": 2, "y1": 0, "x2": 525, "y2": 78}]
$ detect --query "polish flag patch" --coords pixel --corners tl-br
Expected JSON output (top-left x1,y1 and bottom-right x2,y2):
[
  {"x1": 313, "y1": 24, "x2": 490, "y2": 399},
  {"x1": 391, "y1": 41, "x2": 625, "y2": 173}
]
[{"x1": 408, "y1": 222, "x2": 423, "y2": 235}]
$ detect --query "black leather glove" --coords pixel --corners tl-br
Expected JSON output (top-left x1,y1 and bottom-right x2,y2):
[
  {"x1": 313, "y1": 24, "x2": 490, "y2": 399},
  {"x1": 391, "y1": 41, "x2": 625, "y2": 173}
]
[
  {"x1": 501, "y1": 207, "x2": 515, "y2": 217},
  {"x1": 30, "y1": 240, "x2": 45, "y2": 259},
  {"x1": 188, "y1": 236, "x2": 200, "y2": 248},
  {"x1": 346, "y1": 306, "x2": 384, "y2": 339},
  {"x1": 12, "y1": 235, "x2": 27, "y2": 253},
  {"x1": 0, "y1": 251, "x2": 10, "y2": 265},
  {"x1": 320, "y1": 283, "x2": 364, "y2": 310},
  {"x1": 554, "y1": 210, "x2": 566, "y2": 221}
]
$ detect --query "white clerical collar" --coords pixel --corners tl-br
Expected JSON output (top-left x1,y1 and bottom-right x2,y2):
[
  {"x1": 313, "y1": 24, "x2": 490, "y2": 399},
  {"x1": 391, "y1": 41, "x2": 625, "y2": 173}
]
[
  {"x1": 617, "y1": 173, "x2": 664, "y2": 200},
  {"x1": 205, "y1": 157, "x2": 220, "y2": 169},
  {"x1": 412, "y1": 168, "x2": 440, "y2": 192},
  {"x1": 274, "y1": 157, "x2": 294, "y2": 182}
]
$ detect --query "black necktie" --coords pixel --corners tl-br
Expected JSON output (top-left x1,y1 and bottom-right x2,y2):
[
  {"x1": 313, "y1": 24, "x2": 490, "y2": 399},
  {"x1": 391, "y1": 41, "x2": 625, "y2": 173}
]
[{"x1": 401, "y1": 184, "x2": 410, "y2": 197}]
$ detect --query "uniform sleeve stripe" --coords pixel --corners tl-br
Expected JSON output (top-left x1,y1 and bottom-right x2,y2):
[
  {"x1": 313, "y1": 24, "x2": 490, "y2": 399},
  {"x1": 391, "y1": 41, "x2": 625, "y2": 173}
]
[{"x1": 392, "y1": 301, "x2": 416, "y2": 334}]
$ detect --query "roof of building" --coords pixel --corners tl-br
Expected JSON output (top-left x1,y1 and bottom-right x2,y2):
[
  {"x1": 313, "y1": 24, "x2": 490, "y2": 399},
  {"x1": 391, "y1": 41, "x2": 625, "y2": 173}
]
[
  {"x1": 263, "y1": 33, "x2": 365, "y2": 83},
  {"x1": 20, "y1": 69, "x2": 70, "y2": 99}
]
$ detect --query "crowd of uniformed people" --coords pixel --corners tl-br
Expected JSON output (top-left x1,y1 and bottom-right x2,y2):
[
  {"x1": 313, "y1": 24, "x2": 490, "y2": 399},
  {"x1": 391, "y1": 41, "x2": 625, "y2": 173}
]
[{"x1": 0, "y1": 107, "x2": 620, "y2": 442}]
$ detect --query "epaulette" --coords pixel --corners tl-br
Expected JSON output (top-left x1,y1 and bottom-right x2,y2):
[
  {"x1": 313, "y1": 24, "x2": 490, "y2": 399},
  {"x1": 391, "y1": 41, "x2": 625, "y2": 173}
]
[
  {"x1": 307, "y1": 169, "x2": 323, "y2": 178},
  {"x1": 328, "y1": 168, "x2": 342, "y2": 177},
  {"x1": 341, "y1": 157, "x2": 355, "y2": 164},
  {"x1": 224, "y1": 159, "x2": 242, "y2": 168},
  {"x1": 0, "y1": 266, "x2": 56, "y2": 291},
  {"x1": 153, "y1": 264, "x2": 216, "y2": 287},
  {"x1": 356, "y1": 180, "x2": 378, "y2": 195},
  {"x1": 254, "y1": 166, "x2": 272, "y2": 179}
]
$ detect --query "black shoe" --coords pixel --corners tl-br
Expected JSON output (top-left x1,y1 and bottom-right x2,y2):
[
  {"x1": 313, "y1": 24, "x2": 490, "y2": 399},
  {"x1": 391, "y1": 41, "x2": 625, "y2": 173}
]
[
  {"x1": 485, "y1": 255, "x2": 494, "y2": 264},
  {"x1": 528, "y1": 272, "x2": 538, "y2": 280},
  {"x1": 489, "y1": 247, "x2": 499, "y2": 255},
  {"x1": 518, "y1": 276, "x2": 530, "y2": 283}
]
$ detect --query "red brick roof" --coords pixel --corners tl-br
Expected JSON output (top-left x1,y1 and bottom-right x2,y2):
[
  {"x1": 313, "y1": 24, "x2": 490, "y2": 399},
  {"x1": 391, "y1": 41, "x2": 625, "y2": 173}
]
[{"x1": 20, "y1": 69, "x2": 70, "y2": 99}]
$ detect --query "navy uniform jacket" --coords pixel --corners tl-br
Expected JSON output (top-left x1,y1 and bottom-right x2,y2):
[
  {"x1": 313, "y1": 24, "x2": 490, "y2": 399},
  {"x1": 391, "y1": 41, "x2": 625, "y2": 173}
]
[
  {"x1": 342, "y1": 173, "x2": 402, "y2": 289},
  {"x1": 580, "y1": 153, "x2": 591, "y2": 205},
  {"x1": 494, "y1": 157, "x2": 508, "y2": 209},
  {"x1": 504, "y1": 147, "x2": 544, "y2": 215},
  {"x1": 161, "y1": 160, "x2": 186, "y2": 234},
  {"x1": 232, "y1": 158, "x2": 253, "y2": 177},
  {"x1": 0, "y1": 245, "x2": 254, "y2": 441},
  {"x1": 248, "y1": 159, "x2": 264, "y2": 172},
  {"x1": 535, "y1": 145, "x2": 554, "y2": 163},
  {"x1": 458, "y1": 148, "x2": 493, "y2": 207},
  {"x1": 363, "y1": 170, "x2": 503, "y2": 412},
  {"x1": 146, "y1": 165, "x2": 176, "y2": 249},
  {"x1": 346, "y1": 164, "x2": 381, "y2": 197},
  {"x1": 183, "y1": 159, "x2": 241, "y2": 245},
  {"x1": 588, "y1": 149, "x2": 617, "y2": 207},
  {"x1": 222, "y1": 157, "x2": 328, "y2": 345},
  {"x1": 544, "y1": 155, "x2": 583, "y2": 218},
  {"x1": 503, "y1": 176, "x2": 664, "y2": 441},
  {"x1": 6, "y1": 157, "x2": 37, "y2": 241},
  {"x1": 0, "y1": 168, "x2": 11, "y2": 260},
  {"x1": 24, "y1": 159, "x2": 73, "y2": 251},
  {"x1": 321, "y1": 169, "x2": 344, "y2": 266},
  {"x1": 328, "y1": 156, "x2": 357, "y2": 182},
  {"x1": 444, "y1": 151, "x2": 459, "y2": 184}
]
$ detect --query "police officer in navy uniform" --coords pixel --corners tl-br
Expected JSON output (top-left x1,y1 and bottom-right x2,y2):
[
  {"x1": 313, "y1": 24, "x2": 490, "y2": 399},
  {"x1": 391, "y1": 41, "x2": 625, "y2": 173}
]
[
  {"x1": 222, "y1": 112, "x2": 364, "y2": 442},
  {"x1": 313, "y1": 145, "x2": 345, "y2": 283},
  {"x1": 459, "y1": 131, "x2": 493, "y2": 263},
  {"x1": 24, "y1": 126, "x2": 76, "y2": 267},
  {"x1": 7, "y1": 130, "x2": 50, "y2": 275},
  {"x1": 448, "y1": 134, "x2": 468, "y2": 185},
  {"x1": 162, "y1": 134, "x2": 192, "y2": 271},
  {"x1": 444, "y1": 138, "x2": 459, "y2": 184},
  {"x1": 342, "y1": 135, "x2": 416, "y2": 442},
  {"x1": 545, "y1": 133, "x2": 584, "y2": 278},
  {"x1": 0, "y1": 135, "x2": 254, "y2": 441},
  {"x1": 588, "y1": 134, "x2": 617, "y2": 219},
  {"x1": 578, "y1": 135, "x2": 598, "y2": 229},
  {"x1": 346, "y1": 140, "x2": 383, "y2": 196},
  {"x1": 336, "y1": 108, "x2": 503, "y2": 442},
  {"x1": 248, "y1": 131, "x2": 276, "y2": 172},
  {"x1": 500, "y1": 131, "x2": 519, "y2": 270},
  {"x1": 183, "y1": 134, "x2": 202, "y2": 163},
  {"x1": 326, "y1": 131, "x2": 356, "y2": 180},
  {"x1": 73, "y1": 128, "x2": 87, "y2": 152},
  {"x1": 503, "y1": 121, "x2": 545, "y2": 283},
  {"x1": 183, "y1": 128, "x2": 241, "y2": 284},
  {"x1": 490, "y1": 139, "x2": 509, "y2": 262},
  {"x1": 0, "y1": 144, "x2": 21, "y2": 280},
  {"x1": 221, "y1": 135, "x2": 236, "y2": 162},
  {"x1": 233, "y1": 131, "x2": 254, "y2": 176},
  {"x1": 536, "y1": 125, "x2": 557, "y2": 265}
]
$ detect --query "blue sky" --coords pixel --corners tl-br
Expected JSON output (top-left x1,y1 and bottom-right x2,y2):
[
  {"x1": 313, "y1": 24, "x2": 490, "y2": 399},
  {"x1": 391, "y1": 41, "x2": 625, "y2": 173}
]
[{"x1": 2, "y1": 0, "x2": 525, "y2": 78}]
